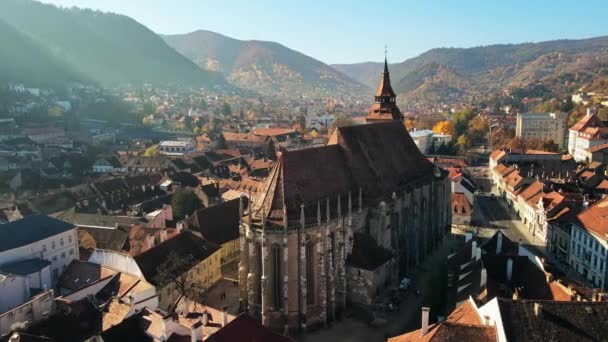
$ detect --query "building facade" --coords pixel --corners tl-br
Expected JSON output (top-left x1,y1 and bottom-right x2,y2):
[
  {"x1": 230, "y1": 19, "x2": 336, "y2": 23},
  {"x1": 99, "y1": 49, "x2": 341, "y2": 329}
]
[
  {"x1": 515, "y1": 112, "x2": 568, "y2": 148},
  {"x1": 0, "y1": 215, "x2": 79, "y2": 284},
  {"x1": 567, "y1": 108, "x2": 608, "y2": 162},
  {"x1": 238, "y1": 61, "x2": 451, "y2": 333}
]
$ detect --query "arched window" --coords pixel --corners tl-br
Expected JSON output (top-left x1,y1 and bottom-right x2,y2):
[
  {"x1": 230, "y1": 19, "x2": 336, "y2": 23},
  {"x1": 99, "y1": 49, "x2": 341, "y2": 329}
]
[
  {"x1": 272, "y1": 244, "x2": 283, "y2": 309},
  {"x1": 306, "y1": 241, "x2": 315, "y2": 305}
]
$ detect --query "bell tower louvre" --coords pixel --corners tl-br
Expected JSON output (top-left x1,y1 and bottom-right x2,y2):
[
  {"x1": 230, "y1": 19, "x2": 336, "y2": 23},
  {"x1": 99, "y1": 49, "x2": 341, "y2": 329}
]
[{"x1": 366, "y1": 57, "x2": 404, "y2": 122}]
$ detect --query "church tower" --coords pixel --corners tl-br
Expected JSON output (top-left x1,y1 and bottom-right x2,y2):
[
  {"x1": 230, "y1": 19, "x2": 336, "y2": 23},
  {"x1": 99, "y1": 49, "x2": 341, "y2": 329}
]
[{"x1": 366, "y1": 57, "x2": 403, "y2": 122}]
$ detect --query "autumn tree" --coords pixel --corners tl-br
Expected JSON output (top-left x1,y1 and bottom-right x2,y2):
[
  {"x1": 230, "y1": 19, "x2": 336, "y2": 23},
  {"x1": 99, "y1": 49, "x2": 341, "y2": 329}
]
[
  {"x1": 432, "y1": 120, "x2": 455, "y2": 135},
  {"x1": 143, "y1": 145, "x2": 160, "y2": 157},
  {"x1": 456, "y1": 135, "x2": 471, "y2": 153},
  {"x1": 171, "y1": 189, "x2": 202, "y2": 221}
]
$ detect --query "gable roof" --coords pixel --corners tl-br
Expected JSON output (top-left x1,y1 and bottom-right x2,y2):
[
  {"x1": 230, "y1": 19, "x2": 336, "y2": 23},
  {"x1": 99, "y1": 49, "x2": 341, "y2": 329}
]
[
  {"x1": 134, "y1": 230, "x2": 219, "y2": 286},
  {"x1": 252, "y1": 121, "x2": 438, "y2": 227},
  {"x1": 0, "y1": 214, "x2": 74, "y2": 252},
  {"x1": 498, "y1": 299, "x2": 608, "y2": 342},
  {"x1": 576, "y1": 196, "x2": 608, "y2": 237},
  {"x1": 188, "y1": 197, "x2": 247, "y2": 246}
]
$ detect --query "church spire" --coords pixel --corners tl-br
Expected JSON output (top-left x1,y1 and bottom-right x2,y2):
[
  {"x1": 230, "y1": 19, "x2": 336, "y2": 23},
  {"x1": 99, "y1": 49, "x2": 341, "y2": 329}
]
[{"x1": 366, "y1": 50, "x2": 402, "y2": 122}]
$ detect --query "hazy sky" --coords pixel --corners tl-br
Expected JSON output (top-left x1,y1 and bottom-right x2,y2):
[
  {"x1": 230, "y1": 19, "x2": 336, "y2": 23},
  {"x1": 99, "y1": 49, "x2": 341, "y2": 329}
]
[{"x1": 40, "y1": 0, "x2": 608, "y2": 64}]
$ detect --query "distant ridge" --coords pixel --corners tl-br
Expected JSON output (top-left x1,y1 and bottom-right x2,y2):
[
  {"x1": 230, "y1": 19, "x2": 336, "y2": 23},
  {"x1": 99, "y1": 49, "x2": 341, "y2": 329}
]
[
  {"x1": 0, "y1": 0, "x2": 224, "y2": 87},
  {"x1": 333, "y1": 35, "x2": 608, "y2": 106},
  {"x1": 163, "y1": 30, "x2": 368, "y2": 97}
]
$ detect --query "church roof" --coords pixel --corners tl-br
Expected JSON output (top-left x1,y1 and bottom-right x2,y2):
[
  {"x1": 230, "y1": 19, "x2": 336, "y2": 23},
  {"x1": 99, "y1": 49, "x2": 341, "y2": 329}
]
[
  {"x1": 375, "y1": 58, "x2": 397, "y2": 97},
  {"x1": 252, "y1": 121, "x2": 438, "y2": 227}
]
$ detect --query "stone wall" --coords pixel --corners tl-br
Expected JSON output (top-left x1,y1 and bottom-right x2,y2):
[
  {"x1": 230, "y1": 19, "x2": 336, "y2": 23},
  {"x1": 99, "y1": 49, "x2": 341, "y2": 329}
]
[{"x1": 346, "y1": 258, "x2": 394, "y2": 305}]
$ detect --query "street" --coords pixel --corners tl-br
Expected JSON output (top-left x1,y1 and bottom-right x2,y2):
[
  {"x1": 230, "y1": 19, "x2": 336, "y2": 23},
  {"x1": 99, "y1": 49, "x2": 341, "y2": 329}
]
[{"x1": 474, "y1": 194, "x2": 590, "y2": 286}]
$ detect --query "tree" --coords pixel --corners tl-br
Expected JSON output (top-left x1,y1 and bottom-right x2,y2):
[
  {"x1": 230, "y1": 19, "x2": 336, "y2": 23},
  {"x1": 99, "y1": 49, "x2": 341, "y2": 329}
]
[
  {"x1": 155, "y1": 251, "x2": 203, "y2": 308},
  {"x1": 143, "y1": 101, "x2": 156, "y2": 115},
  {"x1": 432, "y1": 121, "x2": 455, "y2": 135},
  {"x1": 264, "y1": 139, "x2": 277, "y2": 160},
  {"x1": 221, "y1": 102, "x2": 232, "y2": 116},
  {"x1": 183, "y1": 116, "x2": 193, "y2": 130},
  {"x1": 329, "y1": 114, "x2": 354, "y2": 135},
  {"x1": 297, "y1": 114, "x2": 307, "y2": 130},
  {"x1": 216, "y1": 134, "x2": 228, "y2": 149},
  {"x1": 456, "y1": 135, "x2": 471, "y2": 153},
  {"x1": 199, "y1": 98, "x2": 208, "y2": 111},
  {"x1": 404, "y1": 119, "x2": 415, "y2": 132},
  {"x1": 172, "y1": 189, "x2": 202, "y2": 221},
  {"x1": 143, "y1": 145, "x2": 160, "y2": 157}
]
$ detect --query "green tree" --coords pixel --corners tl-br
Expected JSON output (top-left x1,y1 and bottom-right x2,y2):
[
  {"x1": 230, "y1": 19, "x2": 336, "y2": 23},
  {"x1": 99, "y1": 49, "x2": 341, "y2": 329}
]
[
  {"x1": 171, "y1": 189, "x2": 202, "y2": 221},
  {"x1": 221, "y1": 102, "x2": 232, "y2": 116},
  {"x1": 199, "y1": 98, "x2": 208, "y2": 110},
  {"x1": 216, "y1": 134, "x2": 228, "y2": 149},
  {"x1": 264, "y1": 139, "x2": 277, "y2": 160},
  {"x1": 183, "y1": 116, "x2": 193, "y2": 130},
  {"x1": 143, "y1": 145, "x2": 160, "y2": 157},
  {"x1": 143, "y1": 101, "x2": 156, "y2": 115}
]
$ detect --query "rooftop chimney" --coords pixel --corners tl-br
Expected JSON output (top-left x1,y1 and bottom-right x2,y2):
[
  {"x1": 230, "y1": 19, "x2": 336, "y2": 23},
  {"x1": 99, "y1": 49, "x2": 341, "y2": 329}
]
[
  {"x1": 507, "y1": 258, "x2": 514, "y2": 281},
  {"x1": 160, "y1": 229, "x2": 168, "y2": 243},
  {"x1": 471, "y1": 241, "x2": 477, "y2": 260},
  {"x1": 465, "y1": 232, "x2": 473, "y2": 243},
  {"x1": 534, "y1": 303, "x2": 542, "y2": 318},
  {"x1": 480, "y1": 268, "x2": 487, "y2": 288},
  {"x1": 222, "y1": 306, "x2": 228, "y2": 327},
  {"x1": 202, "y1": 310, "x2": 209, "y2": 326},
  {"x1": 496, "y1": 232, "x2": 503, "y2": 254},
  {"x1": 475, "y1": 247, "x2": 481, "y2": 261},
  {"x1": 146, "y1": 234, "x2": 155, "y2": 249},
  {"x1": 182, "y1": 298, "x2": 190, "y2": 317},
  {"x1": 421, "y1": 307, "x2": 430, "y2": 337}
]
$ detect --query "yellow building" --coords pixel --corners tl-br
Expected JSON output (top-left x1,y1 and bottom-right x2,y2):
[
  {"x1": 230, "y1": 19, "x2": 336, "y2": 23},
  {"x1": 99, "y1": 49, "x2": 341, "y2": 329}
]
[
  {"x1": 134, "y1": 230, "x2": 222, "y2": 309},
  {"x1": 188, "y1": 197, "x2": 246, "y2": 266}
]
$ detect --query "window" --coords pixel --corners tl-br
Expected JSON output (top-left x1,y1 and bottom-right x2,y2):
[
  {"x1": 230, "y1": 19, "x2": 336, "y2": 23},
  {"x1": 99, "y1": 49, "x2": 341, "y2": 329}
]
[
  {"x1": 306, "y1": 241, "x2": 315, "y2": 305},
  {"x1": 272, "y1": 244, "x2": 283, "y2": 309},
  {"x1": 52, "y1": 255, "x2": 57, "y2": 261},
  {"x1": 68, "y1": 236, "x2": 73, "y2": 244},
  {"x1": 51, "y1": 241, "x2": 56, "y2": 249},
  {"x1": 60, "y1": 238, "x2": 64, "y2": 247},
  {"x1": 42, "y1": 244, "x2": 47, "y2": 253},
  {"x1": 69, "y1": 249, "x2": 74, "y2": 256},
  {"x1": 61, "y1": 252, "x2": 66, "y2": 259}
]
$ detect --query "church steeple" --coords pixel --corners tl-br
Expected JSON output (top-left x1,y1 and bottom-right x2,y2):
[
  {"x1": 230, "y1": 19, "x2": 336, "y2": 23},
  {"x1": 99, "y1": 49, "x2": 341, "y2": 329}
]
[{"x1": 366, "y1": 53, "x2": 403, "y2": 122}]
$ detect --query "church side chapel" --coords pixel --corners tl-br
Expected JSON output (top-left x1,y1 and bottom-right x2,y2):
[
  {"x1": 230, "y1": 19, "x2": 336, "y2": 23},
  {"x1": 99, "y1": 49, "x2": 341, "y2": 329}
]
[{"x1": 238, "y1": 57, "x2": 452, "y2": 333}]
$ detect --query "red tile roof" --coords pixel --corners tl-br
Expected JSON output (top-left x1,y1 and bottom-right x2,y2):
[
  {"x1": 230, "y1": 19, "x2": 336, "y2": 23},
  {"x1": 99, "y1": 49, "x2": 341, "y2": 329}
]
[
  {"x1": 451, "y1": 193, "x2": 472, "y2": 215},
  {"x1": 577, "y1": 196, "x2": 608, "y2": 237}
]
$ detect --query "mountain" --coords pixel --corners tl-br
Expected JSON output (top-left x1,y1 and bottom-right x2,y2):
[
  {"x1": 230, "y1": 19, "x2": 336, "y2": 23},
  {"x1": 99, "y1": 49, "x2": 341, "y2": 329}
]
[
  {"x1": 0, "y1": 18, "x2": 84, "y2": 86},
  {"x1": 0, "y1": 0, "x2": 223, "y2": 87},
  {"x1": 162, "y1": 30, "x2": 368, "y2": 97},
  {"x1": 333, "y1": 36, "x2": 608, "y2": 108}
]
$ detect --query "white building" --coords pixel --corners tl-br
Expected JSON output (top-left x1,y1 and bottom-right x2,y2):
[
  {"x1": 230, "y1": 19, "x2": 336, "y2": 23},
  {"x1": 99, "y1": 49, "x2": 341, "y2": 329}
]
[
  {"x1": 516, "y1": 112, "x2": 568, "y2": 148},
  {"x1": 158, "y1": 139, "x2": 196, "y2": 156},
  {"x1": 568, "y1": 197, "x2": 608, "y2": 289},
  {"x1": 409, "y1": 129, "x2": 434, "y2": 154},
  {"x1": 0, "y1": 215, "x2": 79, "y2": 284},
  {"x1": 567, "y1": 108, "x2": 608, "y2": 162}
]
